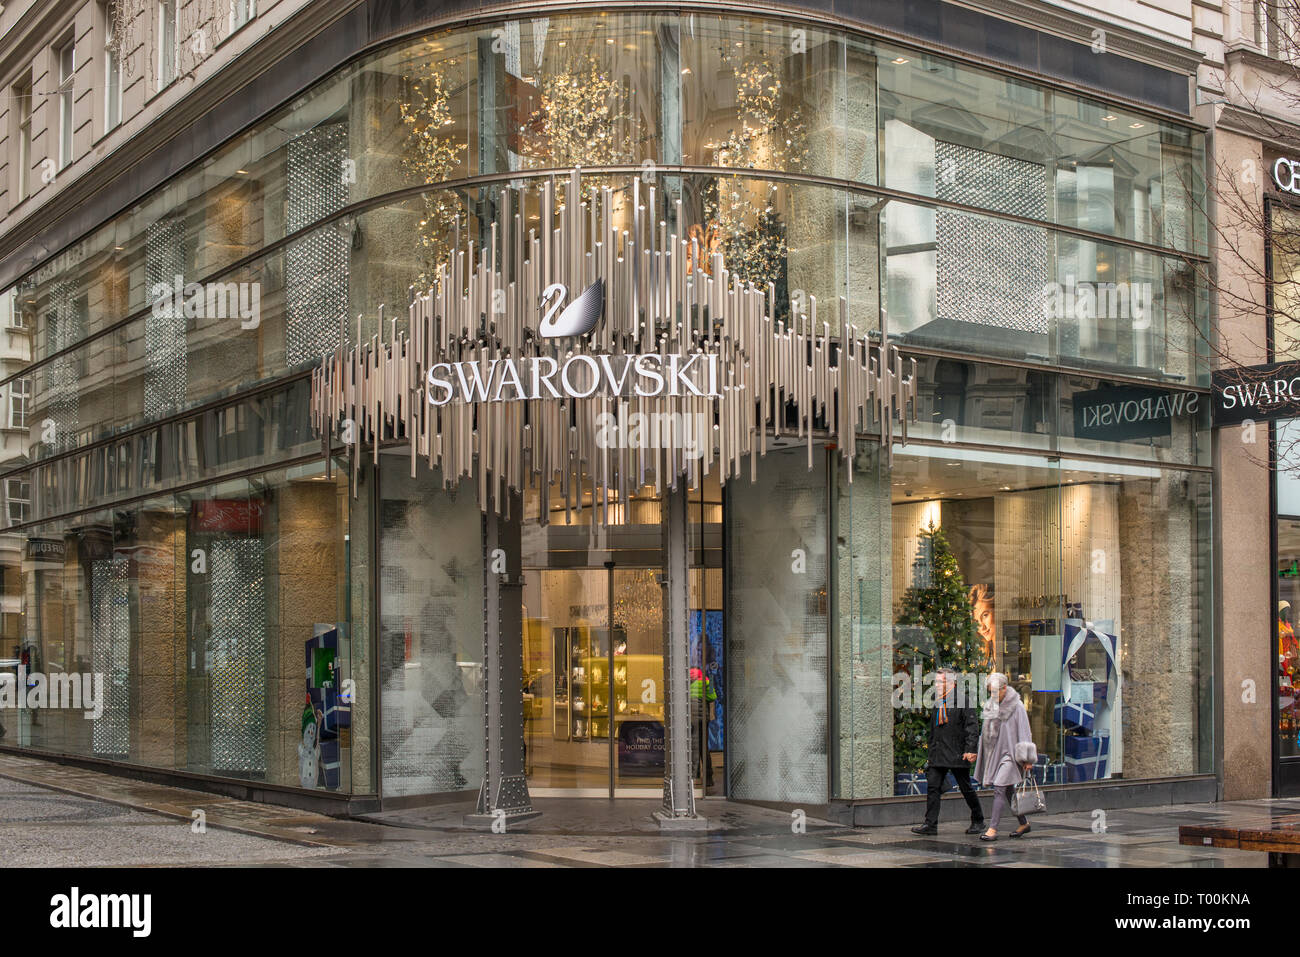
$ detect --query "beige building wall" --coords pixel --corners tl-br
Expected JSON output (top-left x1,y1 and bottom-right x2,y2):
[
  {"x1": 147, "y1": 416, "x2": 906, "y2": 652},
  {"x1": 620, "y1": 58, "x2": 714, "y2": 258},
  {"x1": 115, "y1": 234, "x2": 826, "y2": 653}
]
[{"x1": 1205, "y1": 123, "x2": 1272, "y2": 799}]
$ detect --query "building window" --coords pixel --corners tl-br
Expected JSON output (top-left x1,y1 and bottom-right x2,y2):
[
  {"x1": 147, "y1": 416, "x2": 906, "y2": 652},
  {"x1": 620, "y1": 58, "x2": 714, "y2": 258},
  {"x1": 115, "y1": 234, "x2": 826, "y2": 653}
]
[
  {"x1": 105, "y1": 25, "x2": 122, "y2": 130},
  {"x1": 15, "y1": 79, "x2": 33, "y2": 200},
  {"x1": 1261, "y1": 1, "x2": 1297, "y2": 59},
  {"x1": 57, "y1": 38, "x2": 76, "y2": 170},
  {"x1": 230, "y1": 0, "x2": 255, "y2": 32},
  {"x1": 6, "y1": 480, "x2": 29, "y2": 525},
  {"x1": 158, "y1": 0, "x2": 178, "y2": 89},
  {"x1": 9, "y1": 379, "x2": 30, "y2": 431}
]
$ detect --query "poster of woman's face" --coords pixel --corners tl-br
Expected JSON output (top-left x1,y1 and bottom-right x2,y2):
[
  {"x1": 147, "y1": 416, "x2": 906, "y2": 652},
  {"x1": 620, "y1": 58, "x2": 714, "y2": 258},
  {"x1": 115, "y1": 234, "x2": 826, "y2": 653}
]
[{"x1": 969, "y1": 584, "x2": 994, "y2": 660}]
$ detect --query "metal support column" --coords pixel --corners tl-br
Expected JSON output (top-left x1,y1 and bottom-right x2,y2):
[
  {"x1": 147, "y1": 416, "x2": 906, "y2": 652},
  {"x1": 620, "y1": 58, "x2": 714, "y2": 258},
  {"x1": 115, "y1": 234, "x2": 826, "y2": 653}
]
[
  {"x1": 655, "y1": 475, "x2": 707, "y2": 829},
  {"x1": 467, "y1": 487, "x2": 540, "y2": 827}
]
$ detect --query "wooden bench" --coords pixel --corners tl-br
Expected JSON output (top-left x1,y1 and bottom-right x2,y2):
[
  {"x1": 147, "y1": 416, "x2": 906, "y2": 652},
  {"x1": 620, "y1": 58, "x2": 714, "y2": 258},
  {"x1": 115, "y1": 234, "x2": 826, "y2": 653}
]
[{"x1": 1180, "y1": 817, "x2": 1300, "y2": 867}]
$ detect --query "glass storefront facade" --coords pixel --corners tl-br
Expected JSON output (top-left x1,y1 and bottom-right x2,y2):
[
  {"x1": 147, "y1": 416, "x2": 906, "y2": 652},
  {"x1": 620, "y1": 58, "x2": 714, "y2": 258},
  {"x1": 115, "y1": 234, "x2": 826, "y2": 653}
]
[
  {"x1": 1270, "y1": 204, "x2": 1300, "y2": 791},
  {"x1": 0, "y1": 8, "x2": 1213, "y2": 806}
]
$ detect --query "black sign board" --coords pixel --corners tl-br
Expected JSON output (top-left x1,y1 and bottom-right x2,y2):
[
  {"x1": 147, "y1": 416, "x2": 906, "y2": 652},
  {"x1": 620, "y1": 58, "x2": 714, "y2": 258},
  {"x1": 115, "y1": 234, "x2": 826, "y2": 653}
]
[
  {"x1": 1072, "y1": 385, "x2": 1201, "y2": 441},
  {"x1": 1212, "y1": 360, "x2": 1300, "y2": 426},
  {"x1": 25, "y1": 538, "x2": 64, "y2": 563}
]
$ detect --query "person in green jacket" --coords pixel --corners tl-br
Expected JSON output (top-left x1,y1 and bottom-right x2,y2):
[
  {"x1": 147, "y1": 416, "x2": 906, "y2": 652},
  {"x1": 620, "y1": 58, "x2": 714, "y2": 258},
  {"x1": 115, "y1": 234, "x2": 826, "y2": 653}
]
[{"x1": 690, "y1": 667, "x2": 717, "y2": 788}]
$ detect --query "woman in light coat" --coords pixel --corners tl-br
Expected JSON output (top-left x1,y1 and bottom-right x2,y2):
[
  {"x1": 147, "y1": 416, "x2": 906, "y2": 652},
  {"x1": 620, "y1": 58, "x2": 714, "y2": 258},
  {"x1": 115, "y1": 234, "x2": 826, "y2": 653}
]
[{"x1": 973, "y1": 673, "x2": 1035, "y2": 841}]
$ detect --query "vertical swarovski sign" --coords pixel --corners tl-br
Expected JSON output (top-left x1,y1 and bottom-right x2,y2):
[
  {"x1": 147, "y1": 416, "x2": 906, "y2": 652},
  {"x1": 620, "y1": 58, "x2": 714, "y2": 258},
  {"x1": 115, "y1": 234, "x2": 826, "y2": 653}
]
[{"x1": 312, "y1": 171, "x2": 918, "y2": 522}]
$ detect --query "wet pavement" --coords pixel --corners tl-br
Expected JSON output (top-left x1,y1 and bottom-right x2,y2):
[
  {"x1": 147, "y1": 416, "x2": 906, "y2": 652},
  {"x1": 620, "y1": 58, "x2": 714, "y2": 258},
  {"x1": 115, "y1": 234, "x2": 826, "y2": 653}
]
[{"x1": 0, "y1": 753, "x2": 1289, "y2": 867}]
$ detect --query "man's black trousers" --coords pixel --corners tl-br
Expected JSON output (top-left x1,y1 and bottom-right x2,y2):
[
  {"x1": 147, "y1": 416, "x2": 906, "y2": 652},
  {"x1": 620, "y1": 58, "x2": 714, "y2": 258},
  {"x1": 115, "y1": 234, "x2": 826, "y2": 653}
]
[{"x1": 923, "y1": 766, "x2": 984, "y2": 827}]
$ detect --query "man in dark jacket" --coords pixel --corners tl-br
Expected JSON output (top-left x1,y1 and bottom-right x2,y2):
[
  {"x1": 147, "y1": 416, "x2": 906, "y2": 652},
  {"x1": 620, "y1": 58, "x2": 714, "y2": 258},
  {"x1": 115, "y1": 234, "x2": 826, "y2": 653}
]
[{"x1": 912, "y1": 668, "x2": 985, "y2": 835}]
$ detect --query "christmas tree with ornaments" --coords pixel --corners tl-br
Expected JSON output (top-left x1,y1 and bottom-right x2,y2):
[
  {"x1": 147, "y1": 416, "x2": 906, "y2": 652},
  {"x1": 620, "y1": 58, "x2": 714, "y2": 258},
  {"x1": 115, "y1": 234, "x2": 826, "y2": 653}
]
[{"x1": 893, "y1": 521, "x2": 984, "y2": 775}]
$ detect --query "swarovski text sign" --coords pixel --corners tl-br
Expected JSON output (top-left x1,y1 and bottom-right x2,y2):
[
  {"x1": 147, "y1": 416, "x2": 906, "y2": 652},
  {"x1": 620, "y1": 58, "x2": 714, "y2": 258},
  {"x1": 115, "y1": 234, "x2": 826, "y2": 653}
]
[
  {"x1": 1072, "y1": 385, "x2": 1200, "y2": 441},
  {"x1": 1212, "y1": 359, "x2": 1300, "y2": 426},
  {"x1": 427, "y1": 352, "x2": 720, "y2": 405}
]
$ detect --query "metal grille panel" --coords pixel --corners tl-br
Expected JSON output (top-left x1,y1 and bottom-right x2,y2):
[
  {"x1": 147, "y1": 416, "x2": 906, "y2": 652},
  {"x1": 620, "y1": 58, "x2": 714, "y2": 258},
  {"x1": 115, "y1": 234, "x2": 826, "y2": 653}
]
[
  {"x1": 285, "y1": 122, "x2": 350, "y2": 368},
  {"x1": 144, "y1": 216, "x2": 188, "y2": 418},
  {"x1": 91, "y1": 558, "x2": 130, "y2": 756},
  {"x1": 209, "y1": 538, "x2": 267, "y2": 774},
  {"x1": 45, "y1": 278, "x2": 82, "y2": 453},
  {"x1": 935, "y1": 142, "x2": 1049, "y2": 334}
]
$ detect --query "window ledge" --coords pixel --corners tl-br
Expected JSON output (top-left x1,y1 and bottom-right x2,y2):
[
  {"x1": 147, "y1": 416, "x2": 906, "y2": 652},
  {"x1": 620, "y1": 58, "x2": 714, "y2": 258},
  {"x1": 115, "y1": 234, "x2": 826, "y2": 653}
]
[{"x1": 217, "y1": 14, "x2": 257, "y2": 50}]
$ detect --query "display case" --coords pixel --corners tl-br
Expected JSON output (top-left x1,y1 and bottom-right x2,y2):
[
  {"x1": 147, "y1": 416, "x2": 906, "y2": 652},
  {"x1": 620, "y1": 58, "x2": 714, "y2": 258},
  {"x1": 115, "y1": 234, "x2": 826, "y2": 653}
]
[{"x1": 552, "y1": 625, "x2": 627, "y2": 741}]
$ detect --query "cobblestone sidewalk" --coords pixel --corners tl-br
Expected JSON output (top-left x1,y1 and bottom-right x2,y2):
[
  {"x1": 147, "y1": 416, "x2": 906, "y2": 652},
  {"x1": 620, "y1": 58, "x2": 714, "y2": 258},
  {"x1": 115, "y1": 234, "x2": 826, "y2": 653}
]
[{"x1": 0, "y1": 753, "x2": 1286, "y2": 867}]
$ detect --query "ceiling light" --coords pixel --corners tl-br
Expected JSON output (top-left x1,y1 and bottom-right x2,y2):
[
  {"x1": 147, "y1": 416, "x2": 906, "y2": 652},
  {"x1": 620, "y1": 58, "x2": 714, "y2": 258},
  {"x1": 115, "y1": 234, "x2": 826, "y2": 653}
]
[
  {"x1": 1129, "y1": 122, "x2": 1145, "y2": 129},
  {"x1": 1101, "y1": 114, "x2": 1116, "y2": 122},
  {"x1": 236, "y1": 169, "x2": 248, "y2": 174},
  {"x1": 892, "y1": 56, "x2": 909, "y2": 64}
]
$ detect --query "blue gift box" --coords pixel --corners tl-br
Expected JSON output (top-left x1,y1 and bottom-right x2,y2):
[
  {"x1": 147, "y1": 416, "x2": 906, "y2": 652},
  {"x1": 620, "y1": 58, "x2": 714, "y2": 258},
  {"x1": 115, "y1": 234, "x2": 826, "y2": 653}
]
[
  {"x1": 1029, "y1": 755, "x2": 1051, "y2": 785},
  {"x1": 1053, "y1": 700, "x2": 1097, "y2": 732},
  {"x1": 1028, "y1": 756, "x2": 1067, "y2": 785},
  {"x1": 319, "y1": 738, "x2": 341, "y2": 790},
  {"x1": 894, "y1": 771, "x2": 988, "y2": 795},
  {"x1": 1064, "y1": 733, "x2": 1110, "y2": 782},
  {"x1": 895, "y1": 772, "x2": 926, "y2": 795}
]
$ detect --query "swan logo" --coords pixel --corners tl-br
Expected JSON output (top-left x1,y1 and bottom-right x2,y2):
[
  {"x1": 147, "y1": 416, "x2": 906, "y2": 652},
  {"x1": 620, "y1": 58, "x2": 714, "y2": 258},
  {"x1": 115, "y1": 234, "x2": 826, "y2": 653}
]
[{"x1": 539, "y1": 279, "x2": 603, "y2": 337}]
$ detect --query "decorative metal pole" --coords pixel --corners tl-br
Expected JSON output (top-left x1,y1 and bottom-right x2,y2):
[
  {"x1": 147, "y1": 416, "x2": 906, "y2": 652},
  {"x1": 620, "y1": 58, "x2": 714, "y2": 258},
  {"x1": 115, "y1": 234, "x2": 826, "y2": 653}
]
[
  {"x1": 655, "y1": 476, "x2": 706, "y2": 829},
  {"x1": 467, "y1": 487, "x2": 539, "y2": 828}
]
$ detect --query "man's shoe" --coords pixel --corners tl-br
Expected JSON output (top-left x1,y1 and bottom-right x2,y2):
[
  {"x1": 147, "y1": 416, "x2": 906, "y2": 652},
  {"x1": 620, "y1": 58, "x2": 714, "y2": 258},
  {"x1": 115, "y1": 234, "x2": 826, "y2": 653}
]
[
  {"x1": 911, "y1": 824, "x2": 938, "y2": 835},
  {"x1": 965, "y1": 821, "x2": 986, "y2": 835}
]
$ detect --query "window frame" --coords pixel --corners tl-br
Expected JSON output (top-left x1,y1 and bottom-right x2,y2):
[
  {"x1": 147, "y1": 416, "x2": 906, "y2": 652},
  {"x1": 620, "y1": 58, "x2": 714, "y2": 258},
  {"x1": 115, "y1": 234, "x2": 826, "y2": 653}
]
[
  {"x1": 6, "y1": 478, "x2": 30, "y2": 525},
  {"x1": 229, "y1": 0, "x2": 256, "y2": 33},
  {"x1": 7, "y1": 378, "x2": 29, "y2": 431},
  {"x1": 14, "y1": 78, "x2": 33, "y2": 201},
  {"x1": 104, "y1": 23, "x2": 122, "y2": 132},
  {"x1": 56, "y1": 37, "x2": 76, "y2": 170},
  {"x1": 157, "y1": 0, "x2": 178, "y2": 91}
]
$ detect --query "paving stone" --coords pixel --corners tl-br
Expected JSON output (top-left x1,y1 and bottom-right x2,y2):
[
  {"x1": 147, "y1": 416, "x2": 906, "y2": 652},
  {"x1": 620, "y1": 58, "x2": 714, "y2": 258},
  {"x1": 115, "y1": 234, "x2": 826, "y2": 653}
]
[{"x1": 0, "y1": 753, "x2": 1295, "y2": 867}]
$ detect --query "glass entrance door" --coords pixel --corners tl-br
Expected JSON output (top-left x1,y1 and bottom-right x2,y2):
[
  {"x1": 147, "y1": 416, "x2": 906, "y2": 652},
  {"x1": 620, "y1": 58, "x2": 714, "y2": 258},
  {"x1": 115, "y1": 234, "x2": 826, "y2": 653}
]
[
  {"x1": 519, "y1": 477, "x2": 722, "y2": 797},
  {"x1": 522, "y1": 565, "x2": 665, "y2": 795},
  {"x1": 611, "y1": 567, "x2": 665, "y2": 790}
]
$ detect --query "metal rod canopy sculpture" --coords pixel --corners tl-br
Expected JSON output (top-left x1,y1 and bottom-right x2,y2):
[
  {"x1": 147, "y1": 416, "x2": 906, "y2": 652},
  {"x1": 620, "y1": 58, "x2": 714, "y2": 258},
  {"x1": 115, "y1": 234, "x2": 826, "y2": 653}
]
[{"x1": 311, "y1": 171, "x2": 917, "y2": 525}]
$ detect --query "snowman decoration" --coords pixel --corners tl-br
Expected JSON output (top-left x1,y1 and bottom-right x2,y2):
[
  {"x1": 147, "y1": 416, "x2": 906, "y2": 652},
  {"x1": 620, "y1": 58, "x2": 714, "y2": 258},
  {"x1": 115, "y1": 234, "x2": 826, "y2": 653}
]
[{"x1": 298, "y1": 696, "x2": 321, "y2": 789}]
